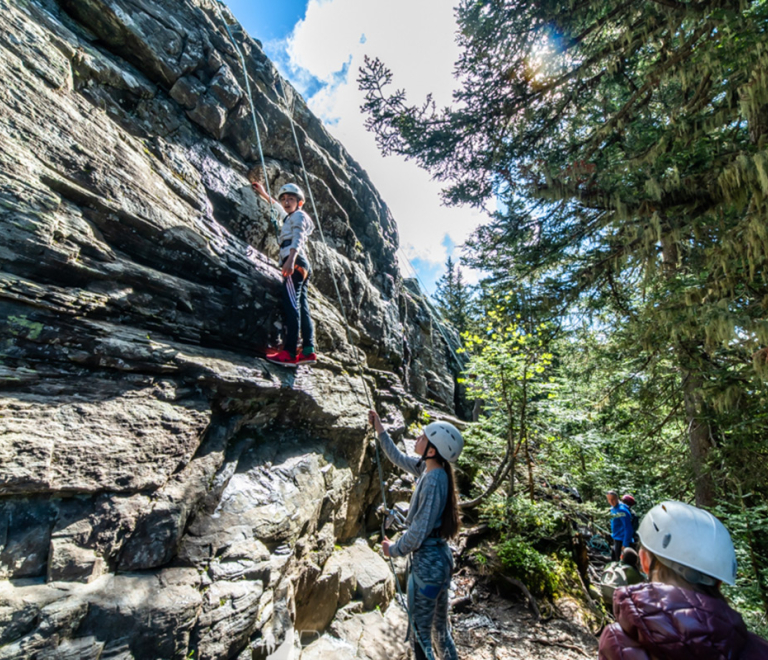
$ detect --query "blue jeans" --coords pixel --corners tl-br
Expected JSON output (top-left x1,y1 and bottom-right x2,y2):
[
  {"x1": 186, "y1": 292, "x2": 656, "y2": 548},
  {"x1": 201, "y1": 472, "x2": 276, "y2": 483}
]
[
  {"x1": 409, "y1": 539, "x2": 458, "y2": 660},
  {"x1": 281, "y1": 253, "x2": 314, "y2": 357}
]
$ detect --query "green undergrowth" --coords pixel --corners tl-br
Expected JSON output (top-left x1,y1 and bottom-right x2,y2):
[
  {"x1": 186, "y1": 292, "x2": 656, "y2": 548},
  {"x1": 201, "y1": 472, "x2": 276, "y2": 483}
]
[{"x1": 472, "y1": 493, "x2": 589, "y2": 603}]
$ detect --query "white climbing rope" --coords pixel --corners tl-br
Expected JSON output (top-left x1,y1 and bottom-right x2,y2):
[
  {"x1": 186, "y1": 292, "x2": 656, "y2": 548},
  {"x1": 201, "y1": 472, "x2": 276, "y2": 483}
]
[
  {"x1": 212, "y1": 0, "x2": 279, "y2": 239},
  {"x1": 283, "y1": 88, "x2": 438, "y2": 660},
  {"x1": 211, "y1": 6, "x2": 439, "y2": 655},
  {"x1": 285, "y1": 94, "x2": 362, "y2": 363}
]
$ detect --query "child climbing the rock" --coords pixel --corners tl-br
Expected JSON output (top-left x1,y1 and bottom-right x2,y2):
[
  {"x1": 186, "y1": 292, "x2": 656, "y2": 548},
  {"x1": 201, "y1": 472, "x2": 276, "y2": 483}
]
[
  {"x1": 368, "y1": 410, "x2": 462, "y2": 660},
  {"x1": 252, "y1": 181, "x2": 317, "y2": 367}
]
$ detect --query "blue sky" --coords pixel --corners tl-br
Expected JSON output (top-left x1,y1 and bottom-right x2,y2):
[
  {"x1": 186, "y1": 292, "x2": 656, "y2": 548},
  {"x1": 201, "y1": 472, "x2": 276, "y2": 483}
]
[
  {"x1": 223, "y1": 0, "x2": 484, "y2": 297},
  {"x1": 224, "y1": 0, "x2": 307, "y2": 43}
]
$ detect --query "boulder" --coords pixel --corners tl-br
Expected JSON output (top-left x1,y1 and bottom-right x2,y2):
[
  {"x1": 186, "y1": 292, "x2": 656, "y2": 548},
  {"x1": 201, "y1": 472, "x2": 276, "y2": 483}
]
[
  {"x1": 299, "y1": 602, "x2": 409, "y2": 660},
  {"x1": 294, "y1": 560, "x2": 341, "y2": 634},
  {"x1": 170, "y1": 75, "x2": 207, "y2": 109},
  {"x1": 327, "y1": 540, "x2": 395, "y2": 612}
]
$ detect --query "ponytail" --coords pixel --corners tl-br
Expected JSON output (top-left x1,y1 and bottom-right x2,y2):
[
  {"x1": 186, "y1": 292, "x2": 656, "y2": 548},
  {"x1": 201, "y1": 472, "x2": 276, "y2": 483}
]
[{"x1": 437, "y1": 458, "x2": 461, "y2": 540}]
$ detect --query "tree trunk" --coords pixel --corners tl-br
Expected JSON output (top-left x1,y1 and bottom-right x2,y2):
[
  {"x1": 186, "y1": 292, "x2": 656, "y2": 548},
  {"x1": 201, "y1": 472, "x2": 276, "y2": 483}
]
[
  {"x1": 525, "y1": 435, "x2": 535, "y2": 502},
  {"x1": 472, "y1": 398, "x2": 483, "y2": 422},
  {"x1": 508, "y1": 451, "x2": 516, "y2": 499},
  {"x1": 682, "y1": 371, "x2": 716, "y2": 507},
  {"x1": 661, "y1": 234, "x2": 717, "y2": 507}
]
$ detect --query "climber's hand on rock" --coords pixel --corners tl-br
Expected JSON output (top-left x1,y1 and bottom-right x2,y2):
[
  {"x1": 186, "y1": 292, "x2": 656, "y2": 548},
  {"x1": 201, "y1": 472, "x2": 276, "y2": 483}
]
[
  {"x1": 368, "y1": 410, "x2": 383, "y2": 434},
  {"x1": 251, "y1": 181, "x2": 268, "y2": 201},
  {"x1": 382, "y1": 537, "x2": 392, "y2": 557}
]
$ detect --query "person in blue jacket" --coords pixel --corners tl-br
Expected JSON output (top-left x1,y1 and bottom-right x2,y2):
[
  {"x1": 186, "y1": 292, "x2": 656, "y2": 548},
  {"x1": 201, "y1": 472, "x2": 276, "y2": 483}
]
[{"x1": 607, "y1": 489, "x2": 634, "y2": 561}]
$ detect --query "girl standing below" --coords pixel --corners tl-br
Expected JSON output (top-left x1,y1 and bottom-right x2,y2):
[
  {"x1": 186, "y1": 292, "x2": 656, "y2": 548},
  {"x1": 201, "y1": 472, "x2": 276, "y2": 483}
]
[
  {"x1": 599, "y1": 501, "x2": 768, "y2": 660},
  {"x1": 368, "y1": 410, "x2": 462, "y2": 660}
]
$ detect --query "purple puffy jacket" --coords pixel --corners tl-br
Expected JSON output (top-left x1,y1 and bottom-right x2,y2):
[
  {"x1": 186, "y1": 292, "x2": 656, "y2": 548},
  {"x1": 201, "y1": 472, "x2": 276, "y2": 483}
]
[{"x1": 599, "y1": 582, "x2": 768, "y2": 660}]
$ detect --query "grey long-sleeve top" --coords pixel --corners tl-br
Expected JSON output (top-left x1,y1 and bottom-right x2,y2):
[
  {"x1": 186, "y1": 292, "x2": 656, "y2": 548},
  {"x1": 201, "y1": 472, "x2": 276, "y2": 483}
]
[
  {"x1": 378, "y1": 430, "x2": 448, "y2": 558},
  {"x1": 272, "y1": 202, "x2": 315, "y2": 260}
]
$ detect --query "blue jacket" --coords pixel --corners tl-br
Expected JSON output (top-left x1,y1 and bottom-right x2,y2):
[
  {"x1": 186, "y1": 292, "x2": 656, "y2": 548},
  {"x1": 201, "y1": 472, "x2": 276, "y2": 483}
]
[{"x1": 610, "y1": 502, "x2": 634, "y2": 546}]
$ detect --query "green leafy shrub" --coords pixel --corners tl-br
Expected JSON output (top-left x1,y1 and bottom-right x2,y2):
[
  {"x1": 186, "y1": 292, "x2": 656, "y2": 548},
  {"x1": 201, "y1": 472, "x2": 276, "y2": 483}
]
[
  {"x1": 480, "y1": 494, "x2": 568, "y2": 543},
  {"x1": 497, "y1": 535, "x2": 561, "y2": 598}
]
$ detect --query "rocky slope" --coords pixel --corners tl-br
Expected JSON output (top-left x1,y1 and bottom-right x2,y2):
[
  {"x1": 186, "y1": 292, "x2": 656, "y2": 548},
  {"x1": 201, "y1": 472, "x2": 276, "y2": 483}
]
[{"x1": 0, "y1": 1, "x2": 461, "y2": 657}]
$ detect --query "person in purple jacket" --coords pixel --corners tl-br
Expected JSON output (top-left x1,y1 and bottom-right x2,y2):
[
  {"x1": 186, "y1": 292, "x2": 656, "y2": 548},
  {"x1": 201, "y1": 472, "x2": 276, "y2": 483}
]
[
  {"x1": 607, "y1": 490, "x2": 634, "y2": 561},
  {"x1": 599, "y1": 501, "x2": 768, "y2": 660}
]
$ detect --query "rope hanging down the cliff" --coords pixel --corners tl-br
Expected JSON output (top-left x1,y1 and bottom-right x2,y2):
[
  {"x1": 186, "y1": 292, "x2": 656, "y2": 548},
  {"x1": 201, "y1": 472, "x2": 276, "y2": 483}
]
[
  {"x1": 212, "y1": 6, "x2": 434, "y2": 652},
  {"x1": 284, "y1": 93, "x2": 392, "y2": 554},
  {"x1": 285, "y1": 95, "x2": 362, "y2": 362},
  {"x1": 212, "y1": 1, "x2": 279, "y2": 239},
  {"x1": 285, "y1": 94, "x2": 436, "y2": 660},
  {"x1": 209, "y1": 1, "x2": 382, "y2": 497},
  {"x1": 209, "y1": 4, "x2": 392, "y2": 575},
  {"x1": 283, "y1": 92, "x2": 387, "y2": 503}
]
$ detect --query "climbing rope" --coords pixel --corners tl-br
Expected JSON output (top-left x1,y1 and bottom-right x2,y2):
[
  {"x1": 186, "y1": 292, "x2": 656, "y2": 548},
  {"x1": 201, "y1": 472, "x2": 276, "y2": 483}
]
[
  {"x1": 283, "y1": 91, "x2": 437, "y2": 660},
  {"x1": 212, "y1": 7, "x2": 439, "y2": 654},
  {"x1": 212, "y1": 0, "x2": 279, "y2": 239},
  {"x1": 285, "y1": 95, "x2": 362, "y2": 366}
]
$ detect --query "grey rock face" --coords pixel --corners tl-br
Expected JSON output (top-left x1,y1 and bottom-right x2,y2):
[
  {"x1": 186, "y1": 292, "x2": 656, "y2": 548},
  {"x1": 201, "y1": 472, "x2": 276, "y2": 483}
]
[
  {"x1": 0, "y1": 0, "x2": 462, "y2": 657},
  {"x1": 300, "y1": 603, "x2": 409, "y2": 660}
]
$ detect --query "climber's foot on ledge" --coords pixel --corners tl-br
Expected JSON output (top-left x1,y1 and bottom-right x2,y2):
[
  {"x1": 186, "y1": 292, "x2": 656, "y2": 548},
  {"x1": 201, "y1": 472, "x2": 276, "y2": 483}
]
[
  {"x1": 296, "y1": 352, "x2": 317, "y2": 366},
  {"x1": 265, "y1": 350, "x2": 298, "y2": 368}
]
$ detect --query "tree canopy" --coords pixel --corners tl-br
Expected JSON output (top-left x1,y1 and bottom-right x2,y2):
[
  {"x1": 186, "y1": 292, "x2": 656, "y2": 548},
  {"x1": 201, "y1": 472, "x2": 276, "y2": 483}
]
[{"x1": 360, "y1": 0, "x2": 768, "y2": 630}]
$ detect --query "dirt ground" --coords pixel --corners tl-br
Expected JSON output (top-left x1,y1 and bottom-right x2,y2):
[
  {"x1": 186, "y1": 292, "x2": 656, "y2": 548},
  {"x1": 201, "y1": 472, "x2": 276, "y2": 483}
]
[{"x1": 450, "y1": 568, "x2": 600, "y2": 659}]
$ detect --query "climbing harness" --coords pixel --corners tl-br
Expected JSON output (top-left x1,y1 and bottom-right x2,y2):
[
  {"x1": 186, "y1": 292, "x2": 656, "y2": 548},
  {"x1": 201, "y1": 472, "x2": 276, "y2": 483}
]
[
  {"x1": 212, "y1": 1, "x2": 279, "y2": 239},
  {"x1": 408, "y1": 538, "x2": 454, "y2": 600}
]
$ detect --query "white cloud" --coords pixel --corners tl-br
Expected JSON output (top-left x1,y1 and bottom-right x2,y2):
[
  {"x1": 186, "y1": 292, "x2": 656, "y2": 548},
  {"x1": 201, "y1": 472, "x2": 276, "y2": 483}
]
[{"x1": 277, "y1": 0, "x2": 485, "y2": 291}]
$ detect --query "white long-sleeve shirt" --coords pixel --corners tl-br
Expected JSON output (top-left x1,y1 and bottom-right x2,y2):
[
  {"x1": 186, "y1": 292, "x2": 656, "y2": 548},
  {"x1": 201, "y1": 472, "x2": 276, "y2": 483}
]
[{"x1": 272, "y1": 201, "x2": 315, "y2": 261}]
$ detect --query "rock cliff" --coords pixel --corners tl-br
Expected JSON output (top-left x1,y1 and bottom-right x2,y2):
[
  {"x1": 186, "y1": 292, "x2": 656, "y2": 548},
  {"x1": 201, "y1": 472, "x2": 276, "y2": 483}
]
[{"x1": 0, "y1": 0, "x2": 461, "y2": 657}]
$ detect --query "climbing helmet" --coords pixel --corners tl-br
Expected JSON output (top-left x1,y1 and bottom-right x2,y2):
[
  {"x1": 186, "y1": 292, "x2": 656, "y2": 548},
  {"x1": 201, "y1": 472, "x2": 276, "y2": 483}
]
[
  {"x1": 423, "y1": 421, "x2": 464, "y2": 463},
  {"x1": 638, "y1": 501, "x2": 737, "y2": 585},
  {"x1": 277, "y1": 183, "x2": 305, "y2": 202}
]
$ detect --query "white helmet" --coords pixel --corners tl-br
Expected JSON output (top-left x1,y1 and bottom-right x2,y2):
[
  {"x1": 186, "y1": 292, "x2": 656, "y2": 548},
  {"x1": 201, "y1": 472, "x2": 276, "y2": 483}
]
[
  {"x1": 424, "y1": 421, "x2": 464, "y2": 463},
  {"x1": 638, "y1": 501, "x2": 737, "y2": 586},
  {"x1": 277, "y1": 183, "x2": 305, "y2": 202}
]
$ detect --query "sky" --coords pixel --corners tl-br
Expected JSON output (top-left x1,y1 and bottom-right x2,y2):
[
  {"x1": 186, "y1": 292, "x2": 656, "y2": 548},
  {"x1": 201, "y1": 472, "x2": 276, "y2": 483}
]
[{"x1": 223, "y1": 0, "x2": 486, "y2": 296}]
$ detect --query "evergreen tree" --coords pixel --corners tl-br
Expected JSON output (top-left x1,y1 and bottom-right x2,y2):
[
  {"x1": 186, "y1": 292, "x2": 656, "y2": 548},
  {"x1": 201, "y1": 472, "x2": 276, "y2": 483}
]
[
  {"x1": 434, "y1": 256, "x2": 472, "y2": 334},
  {"x1": 359, "y1": 0, "x2": 768, "y2": 508},
  {"x1": 360, "y1": 0, "x2": 768, "y2": 620}
]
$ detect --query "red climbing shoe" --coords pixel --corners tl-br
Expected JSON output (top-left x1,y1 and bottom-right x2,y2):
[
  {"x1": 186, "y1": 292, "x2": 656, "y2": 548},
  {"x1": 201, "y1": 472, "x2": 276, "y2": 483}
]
[
  {"x1": 296, "y1": 352, "x2": 317, "y2": 366},
  {"x1": 265, "y1": 350, "x2": 298, "y2": 367}
]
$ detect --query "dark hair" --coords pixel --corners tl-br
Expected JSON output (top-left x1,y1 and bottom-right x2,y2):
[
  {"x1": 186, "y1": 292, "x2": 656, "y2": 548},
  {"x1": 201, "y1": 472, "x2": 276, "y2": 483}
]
[
  {"x1": 430, "y1": 447, "x2": 461, "y2": 540},
  {"x1": 621, "y1": 547, "x2": 639, "y2": 569},
  {"x1": 606, "y1": 490, "x2": 619, "y2": 498}
]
